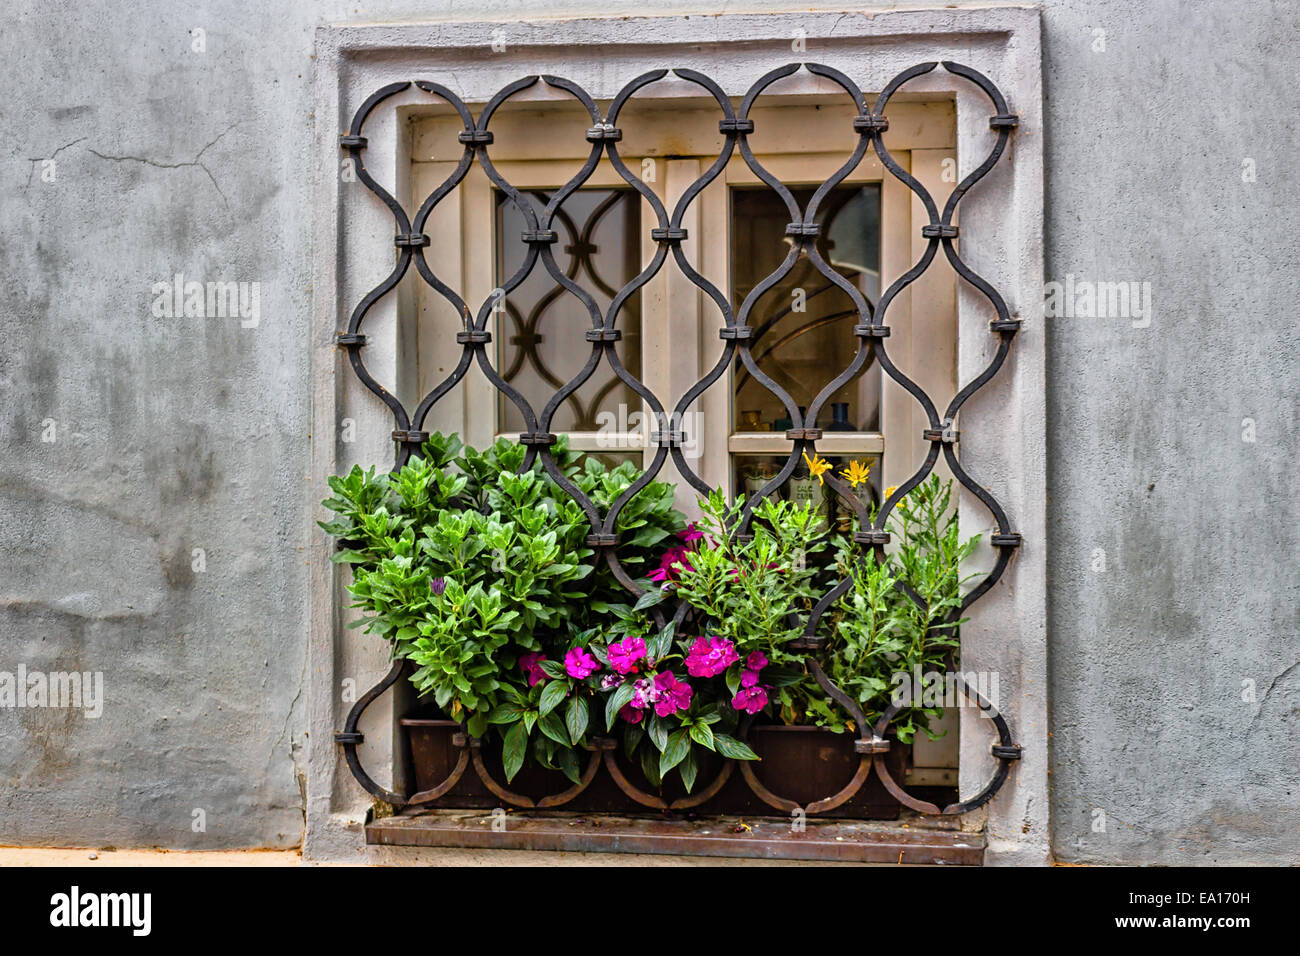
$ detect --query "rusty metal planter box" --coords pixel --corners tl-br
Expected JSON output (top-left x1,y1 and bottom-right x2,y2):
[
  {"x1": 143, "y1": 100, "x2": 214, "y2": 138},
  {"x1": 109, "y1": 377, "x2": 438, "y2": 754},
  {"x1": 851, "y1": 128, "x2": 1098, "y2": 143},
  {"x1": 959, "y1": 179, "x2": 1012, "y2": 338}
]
[{"x1": 401, "y1": 717, "x2": 912, "y2": 820}]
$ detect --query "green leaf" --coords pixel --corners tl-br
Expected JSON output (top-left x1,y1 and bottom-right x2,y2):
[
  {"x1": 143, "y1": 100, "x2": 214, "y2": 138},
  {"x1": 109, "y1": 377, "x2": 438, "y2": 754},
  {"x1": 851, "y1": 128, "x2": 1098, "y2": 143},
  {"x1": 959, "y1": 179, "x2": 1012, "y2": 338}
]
[
  {"x1": 648, "y1": 622, "x2": 676, "y2": 662},
  {"x1": 659, "y1": 729, "x2": 691, "y2": 775},
  {"x1": 623, "y1": 722, "x2": 644, "y2": 761},
  {"x1": 539, "y1": 659, "x2": 568, "y2": 680},
  {"x1": 688, "y1": 721, "x2": 716, "y2": 751},
  {"x1": 647, "y1": 713, "x2": 670, "y2": 752},
  {"x1": 633, "y1": 588, "x2": 667, "y2": 612},
  {"x1": 640, "y1": 743, "x2": 663, "y2": 787},
  {"x1": 538, "y1": 679, "x2": 569, "y2": 717},
  {"x1": 502, "y1": 721, "x2": 528, "y2": 781},
  {"x1": 605, "y1": 682, "x2": 635, "y2": 731},
  {"x1": 712, "y1": 733, "x2": 760, "y2": 761},
  {"x1": 537, "y1": 711, "x2": 570, "y2": 747},
  {"x1": 556, "y1": 746, "x2": 581, "y2": 786},
  {"x1": 565, "y1": 696, "x2": 588, "y2": 744},
  {"x1": 678, "y1": 747, "x2": 698, "y2": 792}
]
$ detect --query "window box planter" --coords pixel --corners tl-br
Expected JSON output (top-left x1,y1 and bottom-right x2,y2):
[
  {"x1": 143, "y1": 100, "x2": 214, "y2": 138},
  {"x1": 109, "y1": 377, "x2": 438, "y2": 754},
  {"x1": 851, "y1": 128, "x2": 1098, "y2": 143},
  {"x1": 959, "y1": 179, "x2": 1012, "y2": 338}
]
[{"x1": 400, "y1": 715, "x2": 915, "y2": 819}]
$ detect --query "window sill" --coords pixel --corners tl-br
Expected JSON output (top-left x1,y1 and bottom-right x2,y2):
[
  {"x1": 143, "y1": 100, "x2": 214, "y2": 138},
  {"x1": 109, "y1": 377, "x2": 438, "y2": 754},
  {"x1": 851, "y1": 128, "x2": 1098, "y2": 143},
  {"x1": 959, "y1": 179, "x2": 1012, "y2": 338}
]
[{"x1": 366, "y1": 808, "x2": 984, "y2": 865}]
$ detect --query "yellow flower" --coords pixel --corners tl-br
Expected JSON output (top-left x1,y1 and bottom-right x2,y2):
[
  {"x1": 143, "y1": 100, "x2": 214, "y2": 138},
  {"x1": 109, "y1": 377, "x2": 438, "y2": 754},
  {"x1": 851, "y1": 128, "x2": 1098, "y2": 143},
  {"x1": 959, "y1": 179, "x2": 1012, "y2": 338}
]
[
  {"x1": 840, "y1": 459, "x2": 873, "y2": 489},
  {"x1": 802, "y1": 452, "x2": 832, "y2": 485}
]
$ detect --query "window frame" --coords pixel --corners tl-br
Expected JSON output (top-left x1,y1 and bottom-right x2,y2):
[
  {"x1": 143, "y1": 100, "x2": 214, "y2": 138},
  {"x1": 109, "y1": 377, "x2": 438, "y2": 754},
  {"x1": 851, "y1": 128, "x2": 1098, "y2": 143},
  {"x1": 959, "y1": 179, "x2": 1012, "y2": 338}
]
[{"x1": 310, "y1": 6, "x2": 1046, "y2": 864}]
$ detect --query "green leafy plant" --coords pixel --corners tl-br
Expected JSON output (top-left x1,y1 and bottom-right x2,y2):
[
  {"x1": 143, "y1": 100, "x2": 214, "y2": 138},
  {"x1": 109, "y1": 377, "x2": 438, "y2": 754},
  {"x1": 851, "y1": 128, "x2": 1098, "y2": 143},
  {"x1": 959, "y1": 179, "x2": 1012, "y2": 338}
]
[
  {"x1": 320, "y1": 433, "x2": 685, "y2": 774},
  {"x1": 667, "y1": 475, "x2": 980, "y2": 744}
]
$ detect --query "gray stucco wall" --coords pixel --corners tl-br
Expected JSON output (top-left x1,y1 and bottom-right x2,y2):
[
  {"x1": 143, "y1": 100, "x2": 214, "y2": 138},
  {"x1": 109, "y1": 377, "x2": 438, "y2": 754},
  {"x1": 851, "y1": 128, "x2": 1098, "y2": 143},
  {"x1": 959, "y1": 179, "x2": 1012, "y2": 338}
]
[{"x1": 1, "y1": 0, "x2": 1295, "y2": 862}]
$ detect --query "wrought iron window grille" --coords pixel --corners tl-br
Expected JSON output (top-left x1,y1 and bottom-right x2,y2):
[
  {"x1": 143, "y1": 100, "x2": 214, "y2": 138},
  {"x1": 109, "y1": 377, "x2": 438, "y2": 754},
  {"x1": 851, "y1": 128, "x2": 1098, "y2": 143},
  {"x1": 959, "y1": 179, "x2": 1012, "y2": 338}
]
[{"x1": 332, "y1": 61, "x2": 1023, "y2": 820}]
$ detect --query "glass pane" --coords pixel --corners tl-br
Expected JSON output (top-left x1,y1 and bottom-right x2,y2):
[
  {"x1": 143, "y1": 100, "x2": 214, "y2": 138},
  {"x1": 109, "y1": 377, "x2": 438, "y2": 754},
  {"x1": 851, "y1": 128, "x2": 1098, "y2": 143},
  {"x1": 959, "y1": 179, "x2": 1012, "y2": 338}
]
[
  {"x1": 495, "y1": 188, "x2": 643, "y2": 434},
  {"x1": 730, "y1": 184, "x2": 882, "y2": 518}
]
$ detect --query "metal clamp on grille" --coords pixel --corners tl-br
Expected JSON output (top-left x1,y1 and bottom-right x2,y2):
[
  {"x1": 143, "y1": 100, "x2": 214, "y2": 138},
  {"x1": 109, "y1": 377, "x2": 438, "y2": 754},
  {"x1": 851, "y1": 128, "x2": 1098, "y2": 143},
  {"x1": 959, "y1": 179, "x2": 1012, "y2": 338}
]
[
  {"x1": 855, "y1": 737, "x2": 891, "y2": 754},
  {"x1": 650, "y1": 227, "x2": 688, "y2": 243},
  {"x1": 923, "y1": 421, "x2": 959, "y2": 443},
  {"x1": 392, "y1": 429, "x2": 429, "y2": 444},
  {"x1": 852, "y1": 113, "x2": 889, "y2": 134},
  {"x1": 854, "y1": 530, "x2": 891, "y2": 546},
  {"x1": 921, "y1": 224, "x2": 959, "y2": 238}
]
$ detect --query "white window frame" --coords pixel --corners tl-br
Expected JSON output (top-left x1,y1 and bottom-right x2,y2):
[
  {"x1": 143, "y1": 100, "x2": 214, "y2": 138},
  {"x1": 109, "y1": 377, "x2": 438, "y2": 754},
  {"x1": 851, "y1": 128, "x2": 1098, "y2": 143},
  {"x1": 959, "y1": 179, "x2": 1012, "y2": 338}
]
[{"x1": 310, "y1": 7, "x2": 1046, "y2": 864}]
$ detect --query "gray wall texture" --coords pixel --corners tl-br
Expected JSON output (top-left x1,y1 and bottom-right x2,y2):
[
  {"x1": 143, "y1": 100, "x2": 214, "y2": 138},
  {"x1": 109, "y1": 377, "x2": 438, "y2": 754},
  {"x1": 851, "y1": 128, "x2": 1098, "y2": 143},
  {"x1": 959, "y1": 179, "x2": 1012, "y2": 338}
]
[{"x1": 1, "y1": 0, "x2": 1295, "y2": 863}]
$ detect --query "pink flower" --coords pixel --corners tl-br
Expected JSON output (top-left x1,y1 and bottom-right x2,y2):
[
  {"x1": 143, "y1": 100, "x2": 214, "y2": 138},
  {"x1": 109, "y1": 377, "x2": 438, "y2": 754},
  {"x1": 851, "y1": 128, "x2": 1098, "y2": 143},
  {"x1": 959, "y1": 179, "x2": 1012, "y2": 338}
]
[
  {"x1": 652, "y1": 672, "x2": 693, "y2": 718},
  {"x1": 648, "y1": 546, "x2": 694, "y2": 585},
  {"x1": 684, "y1": 636, "x2": 740, "y2": 678},
  {"x1": 519, "y1": 652, "x2": 547, "y2": 687},
  {"x1": 619, "y1": 702, "x2": 645, "y2": 724},
  {"x1": 564, "y1": 647, "x2": 599, "y2": 680},
  {"x1": 731, "y1": 684, "x2": 769, "y2": 715},
  {"x1": 607, "y1": 636, "x2": 647, "y2": 675},
  {"x1": 745, "y1": 651, "x2": 768, "y2": 672}
]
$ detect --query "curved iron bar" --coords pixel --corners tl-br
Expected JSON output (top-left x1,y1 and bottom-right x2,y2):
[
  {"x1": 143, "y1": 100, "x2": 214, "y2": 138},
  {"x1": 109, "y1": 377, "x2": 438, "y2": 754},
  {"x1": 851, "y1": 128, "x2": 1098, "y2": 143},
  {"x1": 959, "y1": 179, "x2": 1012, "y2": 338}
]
[{"x1": 332, "y1": 62, "x2": 1024, "y2": 819}]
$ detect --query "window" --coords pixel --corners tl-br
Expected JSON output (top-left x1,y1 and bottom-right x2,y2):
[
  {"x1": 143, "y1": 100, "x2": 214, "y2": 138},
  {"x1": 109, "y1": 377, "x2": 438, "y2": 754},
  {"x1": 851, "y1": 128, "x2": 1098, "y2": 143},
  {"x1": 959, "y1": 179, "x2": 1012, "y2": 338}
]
[{"x1": 410, "y1": 92, "x2": 959, "y2": 520}]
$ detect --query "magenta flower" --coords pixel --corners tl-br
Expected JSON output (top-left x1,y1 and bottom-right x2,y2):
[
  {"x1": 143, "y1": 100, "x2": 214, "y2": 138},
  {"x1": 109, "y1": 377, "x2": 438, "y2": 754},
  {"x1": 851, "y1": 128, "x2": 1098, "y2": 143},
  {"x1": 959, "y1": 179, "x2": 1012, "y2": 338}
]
[
  {"x1": 619, "y1": 702, "x2": 645, "y2": 724},
  {"x1": 519, "y1": 652, "x2": 547, "y2": 687},
  {"x1": 652, "y1": 672, "x2": 693, "y2": 718},
  {"x1": 745, "y1": 651, "x2": 768, "y2": 672},
  {"x1": 684, "y1": 636, "x2": 740, "y2": 678},
  {"x1": 607, "y1": 636, "x2": 647, "y2": 675},
  {"x1": 648, "y1": 546, "x2": 694, "y2": 585},
  {"x1": 731, "y1": 684, "x2": 769, "y2": 715},
  {"x1": 564, "y1": 647, "x2": 600, "y2": 680}
]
